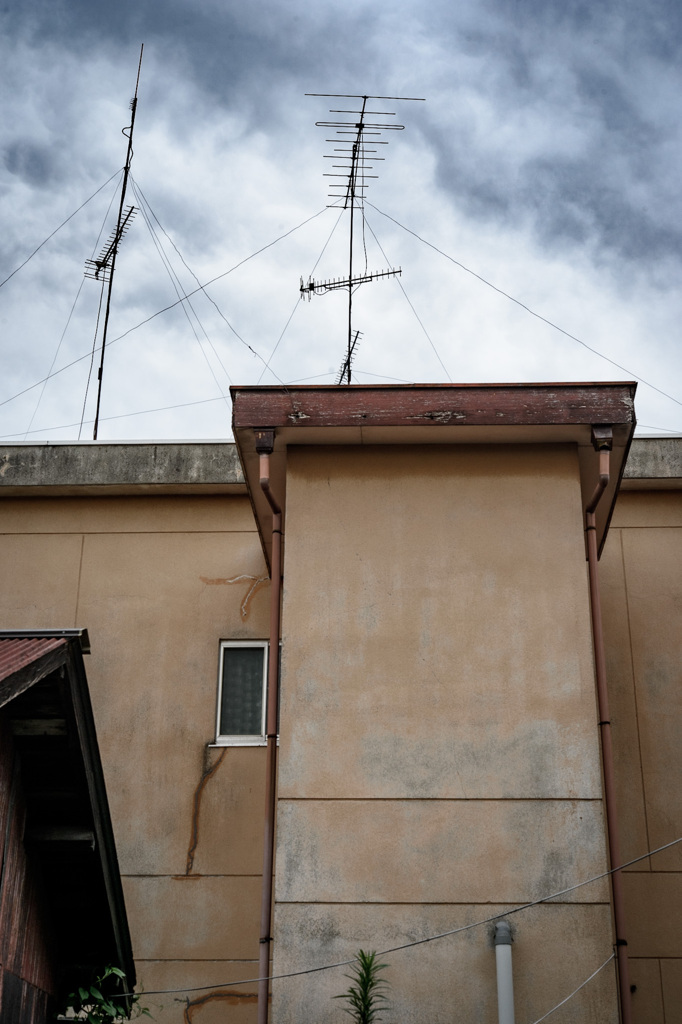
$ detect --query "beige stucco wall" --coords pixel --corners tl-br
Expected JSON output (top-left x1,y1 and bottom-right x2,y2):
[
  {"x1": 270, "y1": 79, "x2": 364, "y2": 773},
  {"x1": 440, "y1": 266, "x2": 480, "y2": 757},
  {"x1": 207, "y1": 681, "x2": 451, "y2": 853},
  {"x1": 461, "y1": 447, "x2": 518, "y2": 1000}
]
[
  {"x1": 601, "y1": 489, "x2": 682, "y2": 1024},
  {"x1": 274, "y1": 444, "x2": 616, "y2": 1023},
  {"x1": 0, "y1": 492, "x2": 269, "y2": 1023}
]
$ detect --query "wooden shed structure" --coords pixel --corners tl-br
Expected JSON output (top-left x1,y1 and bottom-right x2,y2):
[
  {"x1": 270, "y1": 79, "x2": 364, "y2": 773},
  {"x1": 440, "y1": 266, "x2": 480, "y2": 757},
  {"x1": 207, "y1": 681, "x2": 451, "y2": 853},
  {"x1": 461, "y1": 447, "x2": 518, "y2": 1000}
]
[{"x1": 0, "y1": 629, "x2": 134, "y2": 1023}]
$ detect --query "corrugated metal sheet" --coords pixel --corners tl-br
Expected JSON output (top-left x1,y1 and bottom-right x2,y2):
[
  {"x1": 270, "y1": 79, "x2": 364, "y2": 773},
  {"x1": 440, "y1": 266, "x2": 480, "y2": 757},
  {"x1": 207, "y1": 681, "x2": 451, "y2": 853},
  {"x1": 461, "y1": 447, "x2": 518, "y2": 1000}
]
[{"x1": 0, "y1": 638, "x2": 66, "y2": 686}]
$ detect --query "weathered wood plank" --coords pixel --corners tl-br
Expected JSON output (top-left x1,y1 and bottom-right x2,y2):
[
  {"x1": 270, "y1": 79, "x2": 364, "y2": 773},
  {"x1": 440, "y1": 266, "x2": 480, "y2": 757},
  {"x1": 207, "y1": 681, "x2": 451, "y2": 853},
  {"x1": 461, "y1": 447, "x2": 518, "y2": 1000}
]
[{"x1": 231, "y1": 383, "x2": 636, "y2": 430}]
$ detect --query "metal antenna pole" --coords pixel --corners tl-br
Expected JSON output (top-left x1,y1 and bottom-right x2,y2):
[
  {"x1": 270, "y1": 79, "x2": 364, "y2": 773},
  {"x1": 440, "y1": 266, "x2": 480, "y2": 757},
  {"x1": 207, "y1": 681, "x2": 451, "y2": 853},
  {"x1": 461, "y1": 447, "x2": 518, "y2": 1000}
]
[
  {"x1": 303, "y1": 93, "x2": 423, "y2": 383},
  {"x1": 347, "y1": 97, "x2": 367, "y2": 384},
  {"x1": 93, "y1": 44, "x2": 144, "y2": 440}
]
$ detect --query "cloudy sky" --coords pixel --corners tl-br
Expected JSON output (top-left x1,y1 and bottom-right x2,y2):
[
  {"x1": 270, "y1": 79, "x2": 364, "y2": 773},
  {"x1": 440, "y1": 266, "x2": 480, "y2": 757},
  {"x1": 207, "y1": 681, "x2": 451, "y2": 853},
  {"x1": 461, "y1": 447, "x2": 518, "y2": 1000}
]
[{"x1": 1, "y1": 0, "x2": 681, "y2": 441}]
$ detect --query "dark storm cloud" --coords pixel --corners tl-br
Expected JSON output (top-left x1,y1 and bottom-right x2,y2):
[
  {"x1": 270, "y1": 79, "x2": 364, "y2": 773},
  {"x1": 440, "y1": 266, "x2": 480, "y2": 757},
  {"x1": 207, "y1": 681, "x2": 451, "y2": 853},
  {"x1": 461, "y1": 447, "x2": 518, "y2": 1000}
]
[
  {"x1": 2, "y1": 0, "x2": 682, "y2": 443},
  {"x1": 412, "y1": 0, "x2": 682, "y2": 269},
  {"x1": 4, "y1": 0, "x2": 682, "y2": 269},
  {"x1": 4, "y1": 140, "x2": 56, "y2": 186},
  {"x1": 1, "y1": 0, "x2": 378, "y2": 123}
]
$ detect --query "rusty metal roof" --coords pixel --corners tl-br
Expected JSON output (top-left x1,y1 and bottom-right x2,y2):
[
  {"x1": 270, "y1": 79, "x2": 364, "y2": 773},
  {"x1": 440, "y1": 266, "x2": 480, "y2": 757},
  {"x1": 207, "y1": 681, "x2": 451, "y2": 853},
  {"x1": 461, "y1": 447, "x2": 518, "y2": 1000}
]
[{"x1": 0, "y1": 635, "x2": 66, "y2": 685}]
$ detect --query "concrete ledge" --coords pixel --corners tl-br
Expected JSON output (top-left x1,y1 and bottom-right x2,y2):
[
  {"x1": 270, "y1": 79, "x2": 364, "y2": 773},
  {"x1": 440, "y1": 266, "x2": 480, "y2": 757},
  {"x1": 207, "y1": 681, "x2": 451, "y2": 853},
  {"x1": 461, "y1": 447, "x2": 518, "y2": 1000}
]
[
  {"x1": 622, "y1": 437, "x2": 682, "y2": 488},
  {"x1": 0, "y1": 443, "x2": 245, "y2": 495},
  {"x1": 3, "y1": 437, "x2": 681, "y2": 495}
]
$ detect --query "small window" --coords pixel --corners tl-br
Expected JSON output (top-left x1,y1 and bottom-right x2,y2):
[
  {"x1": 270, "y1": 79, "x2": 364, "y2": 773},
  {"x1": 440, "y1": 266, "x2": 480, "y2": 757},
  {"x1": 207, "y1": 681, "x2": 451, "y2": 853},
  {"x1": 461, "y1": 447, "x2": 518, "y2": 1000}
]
[{"x1": 215, "y1": 641, "x2": 268, "y2": 745}]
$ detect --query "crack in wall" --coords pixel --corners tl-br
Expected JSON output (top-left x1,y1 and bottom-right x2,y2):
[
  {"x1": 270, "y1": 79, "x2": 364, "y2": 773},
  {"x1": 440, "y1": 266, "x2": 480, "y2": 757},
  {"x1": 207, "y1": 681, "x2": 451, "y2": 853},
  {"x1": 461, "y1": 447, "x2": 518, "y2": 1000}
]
[
  {"x1": 180, "y1": 989, "x2": 258, "y2": 1022},
  {"x1": 183, "y1": 748, "x2": 226, "y2": 876},
  {"x1": 200, "y1": 574, "x2": 268, "y2": 619}
]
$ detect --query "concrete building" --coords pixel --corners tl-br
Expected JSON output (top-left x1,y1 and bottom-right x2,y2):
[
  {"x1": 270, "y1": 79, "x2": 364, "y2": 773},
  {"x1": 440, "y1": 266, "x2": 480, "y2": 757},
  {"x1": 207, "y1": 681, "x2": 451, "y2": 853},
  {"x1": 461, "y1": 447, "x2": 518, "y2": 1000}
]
[{"x1": 0, "y1": 382, "x2": 679, "y2": 1024}]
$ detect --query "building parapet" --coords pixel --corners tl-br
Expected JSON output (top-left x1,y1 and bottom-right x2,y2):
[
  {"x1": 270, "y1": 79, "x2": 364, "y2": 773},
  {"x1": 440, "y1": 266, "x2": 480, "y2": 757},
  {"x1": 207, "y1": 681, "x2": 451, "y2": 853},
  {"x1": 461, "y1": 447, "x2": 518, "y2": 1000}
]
[
  {"x1": 0, "y1": 442, "x2": 245, "y2": 496},
  {"x1": 622, "y1": 437, "x2": 682, "y2": 488}
]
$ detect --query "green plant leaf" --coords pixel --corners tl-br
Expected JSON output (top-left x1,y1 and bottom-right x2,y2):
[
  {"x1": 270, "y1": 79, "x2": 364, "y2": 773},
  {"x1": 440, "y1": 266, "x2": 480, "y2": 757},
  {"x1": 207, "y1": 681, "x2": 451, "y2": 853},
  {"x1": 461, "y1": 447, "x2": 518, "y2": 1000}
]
[{"x1": 333, "y1": 949, "x2": 390, "y2": 1024}]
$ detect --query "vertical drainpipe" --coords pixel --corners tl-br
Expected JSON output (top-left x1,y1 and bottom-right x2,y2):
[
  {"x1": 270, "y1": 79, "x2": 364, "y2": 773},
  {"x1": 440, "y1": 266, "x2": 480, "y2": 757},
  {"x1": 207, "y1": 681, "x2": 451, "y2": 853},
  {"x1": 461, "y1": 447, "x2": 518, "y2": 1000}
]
[
  {"x1": 585, "y1": 426, "x2": 632, "y2": 1024},
  {"x1": 255, "y1": 429, "x2": 283, "y2": 1024},
  {"x1": 494, "y1": 920, "x2": 515, "y2": 1024}
]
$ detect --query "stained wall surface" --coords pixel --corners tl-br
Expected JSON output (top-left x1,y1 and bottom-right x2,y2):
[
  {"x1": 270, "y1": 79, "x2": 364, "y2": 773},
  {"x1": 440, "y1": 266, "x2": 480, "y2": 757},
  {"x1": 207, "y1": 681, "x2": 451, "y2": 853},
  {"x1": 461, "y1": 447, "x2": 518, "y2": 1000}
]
[
  {"x1": 0, "y1": 487, "x2": 269, "y2": 1023},
  {"x1": 601, "y1": 486, "x2": 682, "y2": 1024},
  {"x1": 5, "y1": 435, "x2": 676, "y2": 1024},
  {"x1": 273, "y1": 444, "x2": 616, "y2": 1024}
]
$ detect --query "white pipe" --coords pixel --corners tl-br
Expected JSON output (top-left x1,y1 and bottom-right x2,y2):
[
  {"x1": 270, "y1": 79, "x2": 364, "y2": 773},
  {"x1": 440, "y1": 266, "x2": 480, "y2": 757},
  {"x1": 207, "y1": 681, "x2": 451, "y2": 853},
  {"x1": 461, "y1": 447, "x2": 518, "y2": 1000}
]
[{"x1": 494, "y1": 920, "x2": 515, "y2": 1024}]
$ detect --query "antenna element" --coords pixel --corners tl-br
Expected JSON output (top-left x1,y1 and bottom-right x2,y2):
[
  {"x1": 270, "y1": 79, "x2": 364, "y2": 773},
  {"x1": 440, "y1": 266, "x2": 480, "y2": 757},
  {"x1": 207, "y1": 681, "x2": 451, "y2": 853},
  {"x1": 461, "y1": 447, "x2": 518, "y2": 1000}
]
[
  {"x1": 88, "y1": 44, "x2": 144, "y2": 440},
  {"x1": 303, "y1": 93, "x2": 423, "y2": 383}
]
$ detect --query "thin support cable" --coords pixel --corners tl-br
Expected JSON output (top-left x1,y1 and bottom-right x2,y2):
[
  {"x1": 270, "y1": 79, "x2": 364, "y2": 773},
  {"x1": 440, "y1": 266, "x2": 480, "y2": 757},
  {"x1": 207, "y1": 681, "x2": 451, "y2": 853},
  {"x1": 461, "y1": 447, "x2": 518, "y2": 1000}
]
[
  {"x1": 79, "y1": 278, "x2": 106, "y2": 439},
  {"x1": 23, "y1": 279, "x2": 85, "y2": 438},
  {"x1": 255, "y1": 299, "x2": 302, "y2": 386},
  {"x1": 0, "y1": 170, "x2": 123, "y2": 290},
  {"x1": 131, "y1": 177, "x2": 234, "y2": 388},
  {"x1": 131, "y1": 181, "x2": 230, "y2": 407},
  {"x1": 530, "y1": 954, "x2": 616, "y2": 1024},
  {"x1": 21, "y1": 175, "x2": 123, "y2": 438},
  {"x1": 0, "y1": 207, "x2": 331, "y2": 415},
  {"x1": 257, "y1": 207, "x2": 346, "y2": 384},
  {"x1": 368, "y1": 201, "x2": 682, "y2": 410},
  {"x1": 0, "y1": 395, "x2": 230, "y2": 441},
  {"x1": 364, "y1": 215, "x2": 452, "y2": 381},
  {"x1": 0, "y1": 370, "x2": 418, "y2": 437},
  {"x1": 637, "y1": 423, "x2": 682, "y2": 433},
  {"x1": 349, "y1": 369, "x2": 414, "y2": 383},
  {"x1": 107, "y1": 205, "x2": 332, "y2": 384}
]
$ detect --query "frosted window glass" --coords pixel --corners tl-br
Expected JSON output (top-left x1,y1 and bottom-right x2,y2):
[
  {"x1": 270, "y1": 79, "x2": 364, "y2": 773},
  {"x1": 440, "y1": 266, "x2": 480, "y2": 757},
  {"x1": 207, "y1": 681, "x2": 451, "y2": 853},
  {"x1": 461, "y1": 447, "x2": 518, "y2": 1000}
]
[{"x1": 219, "y1": 646, "x2": 264, "y2": 736}]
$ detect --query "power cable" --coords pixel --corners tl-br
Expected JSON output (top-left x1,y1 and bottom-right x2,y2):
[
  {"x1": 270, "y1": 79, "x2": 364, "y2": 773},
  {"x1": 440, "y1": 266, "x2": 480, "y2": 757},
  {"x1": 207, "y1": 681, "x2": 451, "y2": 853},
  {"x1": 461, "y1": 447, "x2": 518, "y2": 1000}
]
[
  {"x1": 120, "y1": 833, "x2": 682, "y2": 998},
  {"x1": 0, "y1": 170, "x2": 123, "y2": 290},
  {"x1": 368, "y1": 202, "x2": 682, "y2": 411}
]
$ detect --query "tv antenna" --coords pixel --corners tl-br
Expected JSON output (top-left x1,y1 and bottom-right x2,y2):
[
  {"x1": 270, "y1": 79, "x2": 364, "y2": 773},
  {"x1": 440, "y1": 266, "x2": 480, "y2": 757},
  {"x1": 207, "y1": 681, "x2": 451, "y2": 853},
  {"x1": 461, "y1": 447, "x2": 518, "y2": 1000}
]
[
  {"x1": 336, "y1": 329, "x2": 362, "y2": 385},
  {"x1": 303, "y1": 92, "x2": 424, "y2": 382},
  {"x1": 86, "y1": 43, "x2": 143, "y2": 440}
]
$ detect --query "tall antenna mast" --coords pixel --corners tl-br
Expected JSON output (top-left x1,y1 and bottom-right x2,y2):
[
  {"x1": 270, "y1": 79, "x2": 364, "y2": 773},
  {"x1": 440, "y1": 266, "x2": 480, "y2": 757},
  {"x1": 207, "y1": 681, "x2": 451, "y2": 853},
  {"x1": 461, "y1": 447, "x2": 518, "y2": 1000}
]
[
  {"x1": 303, "y1": 92, "x2": 423, "y2": 382},
  {"x1": 89, "y1": 44, "x2": 144, "y2": 440}
]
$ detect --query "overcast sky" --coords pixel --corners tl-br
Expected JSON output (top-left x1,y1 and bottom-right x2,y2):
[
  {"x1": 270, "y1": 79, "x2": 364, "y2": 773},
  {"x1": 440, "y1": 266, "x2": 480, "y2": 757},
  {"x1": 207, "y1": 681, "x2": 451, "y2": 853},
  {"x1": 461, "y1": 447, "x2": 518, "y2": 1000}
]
[{"x1": 1, "y1": 0, "x2": 681, "y2": 441}]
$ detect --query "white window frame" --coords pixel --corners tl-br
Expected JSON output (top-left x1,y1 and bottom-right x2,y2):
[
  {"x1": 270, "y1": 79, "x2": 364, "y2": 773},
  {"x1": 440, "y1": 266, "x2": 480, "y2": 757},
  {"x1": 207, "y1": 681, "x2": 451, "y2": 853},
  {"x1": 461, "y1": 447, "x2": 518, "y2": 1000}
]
[{"x1": 214, "y1": 640, "x2": 268, "y2": 746}]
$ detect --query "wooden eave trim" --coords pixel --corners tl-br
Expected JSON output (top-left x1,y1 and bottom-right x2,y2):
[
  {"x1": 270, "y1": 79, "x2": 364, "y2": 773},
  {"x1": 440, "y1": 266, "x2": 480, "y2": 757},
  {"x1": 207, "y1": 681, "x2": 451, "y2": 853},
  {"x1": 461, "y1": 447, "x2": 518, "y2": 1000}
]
[
  {"x1": 231, "y1": 383, "x2": 636, "y2": 431},
  {"x1": 64, "y1": 643, "x2": 137, "y2": 992}
]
